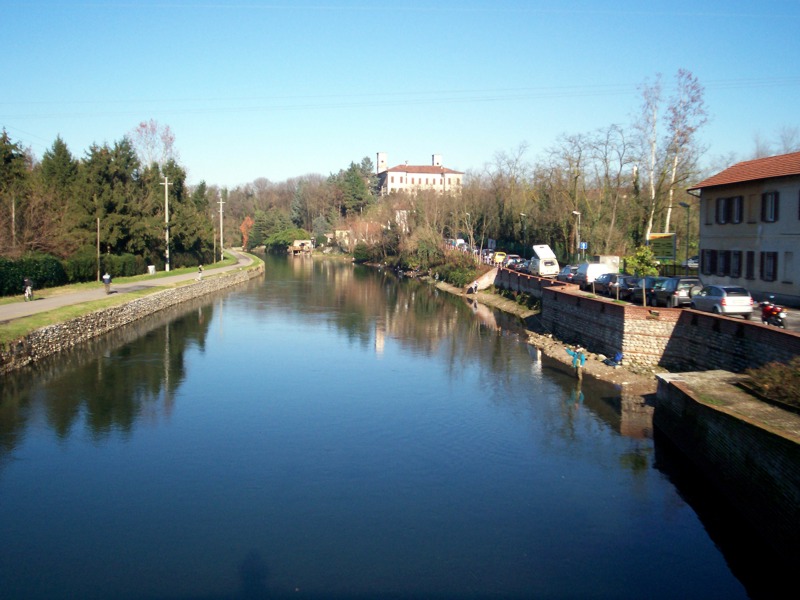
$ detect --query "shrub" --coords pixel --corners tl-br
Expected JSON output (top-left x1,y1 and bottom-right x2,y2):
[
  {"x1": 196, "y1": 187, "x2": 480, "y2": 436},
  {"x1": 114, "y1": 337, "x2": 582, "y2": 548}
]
[
  {"x1": 0, "y1": 253, "x2": 68, "y2": 294},
  {"x1": 353, "y1": 242, "x2": 371, "y2": 264},
  {"x1": 432, "y1": 251, "x2": 479, "y2": 287},
  {"x1": 745, "y1": 357, "x2": 800, "y2": 409}
]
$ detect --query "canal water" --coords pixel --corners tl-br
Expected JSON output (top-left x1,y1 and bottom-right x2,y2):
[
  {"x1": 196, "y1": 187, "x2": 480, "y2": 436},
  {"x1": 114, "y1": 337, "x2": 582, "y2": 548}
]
[{"x1": 0, "y1": 255, "x2": 777, "y2": 599}]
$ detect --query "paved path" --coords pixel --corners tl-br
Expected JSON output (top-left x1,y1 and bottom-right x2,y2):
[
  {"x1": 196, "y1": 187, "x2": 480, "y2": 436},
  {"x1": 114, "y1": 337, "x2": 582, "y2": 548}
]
[{"x1": 0, "y1": 251, "x2": 253, "y2": 324}]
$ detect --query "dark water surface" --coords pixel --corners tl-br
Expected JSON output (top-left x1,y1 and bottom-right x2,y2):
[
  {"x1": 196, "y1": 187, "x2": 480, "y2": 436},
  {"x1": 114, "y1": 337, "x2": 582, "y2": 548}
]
[{"x1": 0, "y1": 256, "x2": 773, "y2": 599}]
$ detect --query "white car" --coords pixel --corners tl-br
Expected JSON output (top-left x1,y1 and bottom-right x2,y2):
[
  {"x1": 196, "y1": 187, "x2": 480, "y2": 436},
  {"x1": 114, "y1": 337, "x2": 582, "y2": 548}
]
[{"x1": 690, "y1": 285, "x2": 753, "y2": 319}]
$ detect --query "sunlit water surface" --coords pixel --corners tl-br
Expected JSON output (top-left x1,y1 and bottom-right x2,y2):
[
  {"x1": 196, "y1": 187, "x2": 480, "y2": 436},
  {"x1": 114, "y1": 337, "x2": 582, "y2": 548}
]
[{"x1": 0, "y1": 256, "x2": 771, "y2": 599}]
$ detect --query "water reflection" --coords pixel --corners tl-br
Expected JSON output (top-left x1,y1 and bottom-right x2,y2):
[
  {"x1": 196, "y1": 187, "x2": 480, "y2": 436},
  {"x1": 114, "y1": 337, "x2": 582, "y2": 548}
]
[
  {"x1": 0, "y1": 255, "x2": 768, "y2": 599},
  {"x1": 0, "y1": 293, "x2": 218, "y2": 459}
]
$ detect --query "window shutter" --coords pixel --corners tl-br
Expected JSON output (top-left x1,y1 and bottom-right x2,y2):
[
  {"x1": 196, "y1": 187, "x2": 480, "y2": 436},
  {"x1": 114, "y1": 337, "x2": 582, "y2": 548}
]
[{"x1": 774, "y1": 192, "x2": 780, "y2": 221}]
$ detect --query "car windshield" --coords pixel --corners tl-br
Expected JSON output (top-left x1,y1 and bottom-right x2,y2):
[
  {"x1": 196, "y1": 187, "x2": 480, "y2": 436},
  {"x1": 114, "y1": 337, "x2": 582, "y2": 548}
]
[{"x1": 723, "y1": 287, "x2": 750, "y2": 296}]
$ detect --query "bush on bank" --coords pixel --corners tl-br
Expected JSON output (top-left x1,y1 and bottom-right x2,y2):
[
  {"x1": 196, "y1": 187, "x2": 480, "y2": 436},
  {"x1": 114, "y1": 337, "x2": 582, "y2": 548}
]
[
  {"x1": 1, "y1": 251, "x2": 159, "y2": 297},
  {"x1": 745, "y1": 357, "x2": 800, "y2": 409}
]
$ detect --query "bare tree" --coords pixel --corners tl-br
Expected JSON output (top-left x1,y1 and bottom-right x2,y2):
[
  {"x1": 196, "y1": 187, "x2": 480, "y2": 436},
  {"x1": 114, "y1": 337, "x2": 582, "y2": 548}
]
[
  {"x1": 129, "y1": 119, "x2": 177, "y2": 168},
  {"x1": 635, "y1": 74, "x2": 662, "y2": 243},
  {"x1": 662, "y1": 69, "x2": 707, "y2": 233},
  {"x1": 777, "y1": 125, "x2": 800, "y2": 154}
]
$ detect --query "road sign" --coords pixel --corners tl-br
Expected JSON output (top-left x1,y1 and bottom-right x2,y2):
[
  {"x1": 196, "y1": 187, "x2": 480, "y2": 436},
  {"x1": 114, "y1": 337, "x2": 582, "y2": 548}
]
[
  {"x1": 648, "y1": 233, "x2": 676, "y2": 260},
  {"x1": 579, "y1": 242, "x2": 587, "y2": 250}
]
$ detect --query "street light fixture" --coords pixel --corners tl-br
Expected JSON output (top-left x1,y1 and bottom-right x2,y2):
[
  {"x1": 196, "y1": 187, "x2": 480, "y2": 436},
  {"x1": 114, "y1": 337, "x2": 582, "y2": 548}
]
[
  {"x1": 679, "y1": 201, "x2": 690, "y2": 275},
  {"x1": 572, "y1": 210, "x2": 582, "y2": 261}
]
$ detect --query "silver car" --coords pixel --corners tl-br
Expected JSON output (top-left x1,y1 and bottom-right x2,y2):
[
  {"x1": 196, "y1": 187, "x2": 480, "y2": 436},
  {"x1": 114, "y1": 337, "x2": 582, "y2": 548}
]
[{"x1": 690, "y1": 285, "x2": 754, "y2": 319}]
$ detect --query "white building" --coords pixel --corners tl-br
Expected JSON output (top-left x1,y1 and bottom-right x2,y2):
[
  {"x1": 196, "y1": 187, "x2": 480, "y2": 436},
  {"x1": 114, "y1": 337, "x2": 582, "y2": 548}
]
[
  {"x1": 376, "y1": 153, "x2": 463, "y2": 195},
  {"x1": 688, "y1": 150, "x2": 800, "y2": 306}
]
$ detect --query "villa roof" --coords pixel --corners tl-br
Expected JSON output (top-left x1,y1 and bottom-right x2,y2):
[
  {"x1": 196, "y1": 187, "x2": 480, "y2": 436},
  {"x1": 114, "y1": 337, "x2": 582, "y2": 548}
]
[
  {"x1": 689, "y1": 151, "x2": 800, "y2": 191},
  {"x1": 383, "y1": 164, "x2": 463, "y2": 175}
]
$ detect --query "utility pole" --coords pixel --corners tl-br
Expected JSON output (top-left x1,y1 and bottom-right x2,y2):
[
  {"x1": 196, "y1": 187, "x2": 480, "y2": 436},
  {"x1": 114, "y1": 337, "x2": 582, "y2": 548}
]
[
  {"x1": 161, "y1": 176, "x2": 172, "y2": 271},
  {"x1": 218, "y1": 192, "x2": 225, "y2": 263}
]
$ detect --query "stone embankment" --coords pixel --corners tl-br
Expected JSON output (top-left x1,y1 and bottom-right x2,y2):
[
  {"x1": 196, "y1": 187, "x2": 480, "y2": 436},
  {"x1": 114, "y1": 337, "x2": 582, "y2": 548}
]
[
  {"x1": 0, "y1": 265, "x2": 264, "y2": 375},
  {"x1": 434, "y1": 277, "x2": 657, "y2": 395}
]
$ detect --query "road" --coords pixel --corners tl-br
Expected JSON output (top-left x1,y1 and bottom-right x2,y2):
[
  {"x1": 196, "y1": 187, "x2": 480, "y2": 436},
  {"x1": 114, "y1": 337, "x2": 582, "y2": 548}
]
[{"x1": 0, "y1": 251, "x2": 253, "y2": 324}]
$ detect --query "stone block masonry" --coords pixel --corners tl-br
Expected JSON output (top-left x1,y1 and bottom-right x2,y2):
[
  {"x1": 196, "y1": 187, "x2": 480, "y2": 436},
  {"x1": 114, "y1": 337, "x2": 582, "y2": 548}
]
[
  {"x1": 0, "y1": 266, "x2": 264, "y2": 375},
  {"x1": 531, "y1": 280, "x2": 800, "y2": 372}
]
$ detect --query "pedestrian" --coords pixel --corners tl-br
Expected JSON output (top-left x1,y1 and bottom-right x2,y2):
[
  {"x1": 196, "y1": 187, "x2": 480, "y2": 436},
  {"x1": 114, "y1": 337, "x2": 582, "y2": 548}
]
[
  {"x1": 197, "y1": 264, "x2": 204, "y2": 281},
  {"x1": 23, "y1": 277, "x2": 33, "y2": 301},
  {"x1": 102, "y1": 272, "x2": 111, "y2": 294}
]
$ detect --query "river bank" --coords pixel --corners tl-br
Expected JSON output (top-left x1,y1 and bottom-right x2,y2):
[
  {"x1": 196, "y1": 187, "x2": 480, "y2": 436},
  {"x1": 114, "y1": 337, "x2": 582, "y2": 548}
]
[{"x1": 429, "y1": 277, "x2": 658, "y2": 397}]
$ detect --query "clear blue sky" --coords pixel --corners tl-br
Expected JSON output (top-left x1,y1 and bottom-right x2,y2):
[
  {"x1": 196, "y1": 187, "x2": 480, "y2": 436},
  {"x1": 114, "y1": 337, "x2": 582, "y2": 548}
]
[{"x1": 3, "y1": 1, "x2": 799, "y2": 188}]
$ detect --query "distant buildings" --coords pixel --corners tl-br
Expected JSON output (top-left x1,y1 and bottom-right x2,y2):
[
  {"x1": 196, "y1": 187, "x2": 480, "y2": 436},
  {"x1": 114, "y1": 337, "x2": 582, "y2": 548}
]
[
  {"x1": 376, "y1": 153, "x2": 463, "y2": 196},
  {"x1": 688, "y1": 150, "x2": 800, "y2": 306}
]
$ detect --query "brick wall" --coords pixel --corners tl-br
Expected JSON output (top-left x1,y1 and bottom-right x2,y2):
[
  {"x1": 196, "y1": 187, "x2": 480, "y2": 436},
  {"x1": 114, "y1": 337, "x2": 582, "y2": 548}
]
[{"x1": 522, "y1": 279, "x2": 799, "y2": 371}]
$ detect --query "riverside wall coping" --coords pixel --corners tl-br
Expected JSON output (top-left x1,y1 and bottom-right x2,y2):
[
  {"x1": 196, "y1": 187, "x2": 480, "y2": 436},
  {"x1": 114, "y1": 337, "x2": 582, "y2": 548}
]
[{"x1": 0, "y1": 265, "x2": 264, "y2": 375}]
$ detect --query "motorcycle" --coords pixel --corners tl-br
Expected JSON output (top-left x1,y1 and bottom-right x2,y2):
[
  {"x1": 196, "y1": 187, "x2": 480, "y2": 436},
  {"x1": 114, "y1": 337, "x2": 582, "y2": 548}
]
[{"x1": 759, "y1": 296, "x2": 787, "y2": 328}]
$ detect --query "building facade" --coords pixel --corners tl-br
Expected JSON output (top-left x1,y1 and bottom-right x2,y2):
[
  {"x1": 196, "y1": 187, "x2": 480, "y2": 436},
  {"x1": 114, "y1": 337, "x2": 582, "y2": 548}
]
[
  {"x1": 688, "y1": 151, "x2": 800, "y2": 306},
  {"x1": 376, "y1": 153, "x2": 463, "y2": 195}
]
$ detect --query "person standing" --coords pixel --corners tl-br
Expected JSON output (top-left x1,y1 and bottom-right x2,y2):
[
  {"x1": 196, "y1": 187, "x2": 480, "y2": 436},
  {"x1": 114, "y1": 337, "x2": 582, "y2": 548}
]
[
  {"x1": 102, "y1": 272, "x2": 112, "y2": 294},
  {"x1": 23, "y1": 277, "x2": 33, "y2": 301},
  {"x1": 197, "y1": 264, "x2": 204, "y2": 281}
]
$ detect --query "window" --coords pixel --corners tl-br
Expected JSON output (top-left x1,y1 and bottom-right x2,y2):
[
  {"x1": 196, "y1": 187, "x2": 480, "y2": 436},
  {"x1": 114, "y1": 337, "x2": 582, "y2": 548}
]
[
  {"x1": 701, "y1": 249, "x2": 717, "y2": 275},
  {"x1": 761, "y1": 191, "x2": 779, "y2": 222},
  {"x1": 715, "y1": 197, "x2": 727, "y2": 224},
  {"x1": 761, "y1": 251, "x2": 778, "y2": 282},
  {"x1": 390, "y1": 176, "x2": 394, "y2": 183},
  {"x1": 730, "y1": 196, "x2": 743, "y2": 223},
  {"x1": 717, "y1": 250, "x2": 730, "y2": 276},
  {"x1": 730, "y1": 251, "x2": 742, "y2": 278},
  {"x1": 745, "y1": 251, "x2": 755, "y2": 280},
  {"x1": 747, "y1": 194, "x2": 759, "y2": 223},
  {"x1": 715, "y1": 197, "x2": 743, "y2": 224}
]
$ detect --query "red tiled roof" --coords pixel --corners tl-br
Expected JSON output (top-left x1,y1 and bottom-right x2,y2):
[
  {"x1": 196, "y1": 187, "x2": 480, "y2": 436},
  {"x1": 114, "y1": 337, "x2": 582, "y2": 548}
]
[
  {"x1": 689, "y1": 151, "x2": 800, "y2": 191},
  {"x1": 384, "y1": 164, "x2": 463, "y2": 175}
]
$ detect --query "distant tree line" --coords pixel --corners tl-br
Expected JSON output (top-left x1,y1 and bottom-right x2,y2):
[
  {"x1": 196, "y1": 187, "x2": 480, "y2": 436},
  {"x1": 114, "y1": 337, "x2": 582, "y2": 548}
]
[{"x1": 3, "y1": 70, "x2": 798, "y2": 293}]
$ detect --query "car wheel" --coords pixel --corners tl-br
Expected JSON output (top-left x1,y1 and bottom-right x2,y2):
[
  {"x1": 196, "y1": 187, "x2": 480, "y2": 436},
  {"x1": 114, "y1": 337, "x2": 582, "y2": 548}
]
[
  {"x1": 744, "y1": 312, "x2": 752, "y2": 320},
  {"x1": 712, "y1": 306, "x2": 721, "y2": 314}
]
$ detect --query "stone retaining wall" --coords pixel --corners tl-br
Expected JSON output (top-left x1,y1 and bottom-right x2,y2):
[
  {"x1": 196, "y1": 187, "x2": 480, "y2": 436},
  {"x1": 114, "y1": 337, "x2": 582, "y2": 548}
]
[
  {"x1": 0, "y1": 265, "x2": 264, "y2": 374},
  {"x1": 655, "y1": 372, "x2": 800, "y2": 556},
  {"x1": 495, "y1": 271, "x2": 799, "y2": 371}
]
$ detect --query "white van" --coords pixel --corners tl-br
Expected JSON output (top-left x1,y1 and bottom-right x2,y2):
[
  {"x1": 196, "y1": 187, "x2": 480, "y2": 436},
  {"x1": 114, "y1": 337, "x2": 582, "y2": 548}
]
[
  {"x1": 573, "y1": 262, "x2": 617, "y2": 290},
  {"x1": 528, "y1": 245, "x2": 560, "y2": 278}
]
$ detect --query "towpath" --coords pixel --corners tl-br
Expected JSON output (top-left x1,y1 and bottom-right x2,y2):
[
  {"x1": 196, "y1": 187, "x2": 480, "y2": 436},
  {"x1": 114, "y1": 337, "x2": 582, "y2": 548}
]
[{"x1": 0, "y1": 251, "x2": 253, "y2": 324}]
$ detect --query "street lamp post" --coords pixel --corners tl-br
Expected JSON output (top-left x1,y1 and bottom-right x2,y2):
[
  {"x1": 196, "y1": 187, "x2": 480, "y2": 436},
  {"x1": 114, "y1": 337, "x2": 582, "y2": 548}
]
[
  {"x1": 520, "y1": 213, "x2": 527, "y2": 254},
  {"x1": 679, "y1": 201, "x2": 690, "y2": 275},
  {"x1": 572, "y1": 210, "x2": 582, "y2": 262}
]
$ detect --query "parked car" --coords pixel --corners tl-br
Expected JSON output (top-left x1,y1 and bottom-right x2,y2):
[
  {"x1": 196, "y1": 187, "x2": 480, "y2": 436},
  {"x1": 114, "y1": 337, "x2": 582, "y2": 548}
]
[
  {"x1": 557, "y1": 265, "x2": 578, "y2": 283},
  {"x1": 492, "y1": 251, "x2": 507, "y2": 265},
  {"x1": 690, "y1": 285, "x2": 754, "y2": 319},
  {"x1": 629, "y1": 276, "x2": 666, "y2": 305},
  {"x1": 529, "y1": 244, "x2": 560, "y2": 278},
  {"x1": 653, "y1": 276, "x2": 703, "y2": 308},
  {"x1": 502, "y1": 254, "x2": 522, "y2": 268},
  {"x1": 511, "y1": 259, "x2": 530, "y2": 272},
  {"x1": 615, "y1": 276, "x2": 641, "y2": 301},
  {"x1": 593, "y1": 273, "x2": 626, "y2": 297},
  {"x1": 682, "y1": 255, "x2": 699, "y2": 269},
  {"x1": 573, "y1": 263, "x2": 614, "y2": 290}
]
